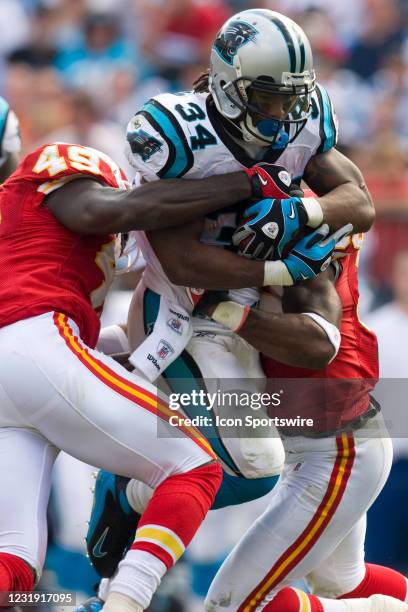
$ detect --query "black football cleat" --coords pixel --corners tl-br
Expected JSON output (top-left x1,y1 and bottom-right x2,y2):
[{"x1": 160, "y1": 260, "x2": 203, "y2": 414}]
[{"x1": 86, "y1": 471, "x2": 140, "y2": 577}]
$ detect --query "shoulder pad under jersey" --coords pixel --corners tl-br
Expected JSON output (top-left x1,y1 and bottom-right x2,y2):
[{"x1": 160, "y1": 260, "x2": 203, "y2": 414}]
[{"x1": 126, "y1": 91, "x2": 222, "y2": 180}]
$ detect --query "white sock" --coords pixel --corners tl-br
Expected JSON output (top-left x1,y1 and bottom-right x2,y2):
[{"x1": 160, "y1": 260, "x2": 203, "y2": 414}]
[
  {"x1": 126, "y1": 479, "x2": 153, "y2": 515},
  {"x1": 102, "y1": 592, "x2": 143, "y2": 612},
  {"x1": 108, "y1": 549, "x2": 167, "y2": 610},
  {"x1": 98, "y1": 578, "x2": 111, "y2": 602}
]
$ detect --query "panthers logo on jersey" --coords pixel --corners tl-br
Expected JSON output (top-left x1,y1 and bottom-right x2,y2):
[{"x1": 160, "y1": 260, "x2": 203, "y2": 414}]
[
  {"x1": 127, "y1": 124, "x2": 163, "y2": 162},
  {"x1": 213, "y1": 21, "x2": 258, "y2": 65}
]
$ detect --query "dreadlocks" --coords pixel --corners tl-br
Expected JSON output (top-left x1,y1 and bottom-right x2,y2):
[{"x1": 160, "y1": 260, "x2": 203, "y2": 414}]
[{"x1": 192, "y1": 69, "x2": 210, "y2": 93}]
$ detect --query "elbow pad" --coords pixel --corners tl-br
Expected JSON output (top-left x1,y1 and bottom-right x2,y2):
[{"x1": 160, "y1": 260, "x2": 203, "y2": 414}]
[{"x1": 302, "y1": 312, "x2": 341, "y2": 363}]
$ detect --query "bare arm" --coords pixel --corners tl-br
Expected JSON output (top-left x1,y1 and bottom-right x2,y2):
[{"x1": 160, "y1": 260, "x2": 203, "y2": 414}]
[
  {"x1": 238, "y1": 270, "x2": 342, "y2": 369},
  {"x1": 147, "y1": 218, "x2": 265, "y2": 289},
  {"x1": 45, "y1": 172, "x2": 252, "y2": 235},
  {"x1": 304, "y1": 148, "x2": 375, "y2": 232}
]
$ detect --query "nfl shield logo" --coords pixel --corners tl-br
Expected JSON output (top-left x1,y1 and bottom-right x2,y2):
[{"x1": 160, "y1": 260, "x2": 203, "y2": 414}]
[{"x1": 157, "y1": 340, "x2": 175, "y2": 360}]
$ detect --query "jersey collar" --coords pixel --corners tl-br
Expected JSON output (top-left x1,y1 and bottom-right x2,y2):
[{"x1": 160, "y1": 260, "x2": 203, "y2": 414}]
[{"x1": 206, "y1": 96, "x2": 287, "y2": 167}]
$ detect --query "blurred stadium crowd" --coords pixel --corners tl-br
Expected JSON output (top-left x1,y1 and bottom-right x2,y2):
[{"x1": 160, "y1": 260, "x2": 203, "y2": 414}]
[
  {"x1": 1, "y1": 0, "x2": 408, "y2": 610},
  {"x1": 1, "y1": 0, "x2": 408, "y2": 302}
]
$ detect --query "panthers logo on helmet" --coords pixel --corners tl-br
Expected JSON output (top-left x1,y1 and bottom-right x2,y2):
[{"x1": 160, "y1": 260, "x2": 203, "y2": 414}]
[{"x1": 213, "y1": 21, "x2": 258, "y2": 66}]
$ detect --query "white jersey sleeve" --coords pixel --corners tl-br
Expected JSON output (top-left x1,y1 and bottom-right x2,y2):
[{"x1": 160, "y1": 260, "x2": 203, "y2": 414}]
[
  {"x1": 126, "y1": 94, "x2": 211, "y2": 182},
  {"x1": 126, "y1": 112, "x2": 170, "y2": 182},
  {"x1": 0, "y1": 97, "x2": 21, "y2": 167},
  {"x1": 126, "y1": 92, "x2": 238, "y2": 183}
]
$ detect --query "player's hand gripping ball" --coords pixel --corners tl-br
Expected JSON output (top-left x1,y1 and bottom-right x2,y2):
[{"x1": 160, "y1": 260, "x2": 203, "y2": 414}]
[
  {"x1": 245, "y1": 162, "x2": 304, "y2": 201},
  {"x1": 282, "y1": 223, "x2": 353, "y2": 283},
  {"x1": 235, "y1": 164, "x2": 307, "y2": 260},
  {"x1": 233, "y1": 196, "x2": 309, "y2": 261}
]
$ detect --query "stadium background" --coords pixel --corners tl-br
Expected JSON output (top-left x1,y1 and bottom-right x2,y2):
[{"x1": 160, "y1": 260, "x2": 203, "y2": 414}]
[{"x1": 1, "y1": 0, "x2": 408, "y2": 609}]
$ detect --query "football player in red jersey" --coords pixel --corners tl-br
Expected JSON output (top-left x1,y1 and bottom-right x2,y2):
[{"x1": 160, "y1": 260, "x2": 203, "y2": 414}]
[
  {"x1": 204, "y1": 195, "x2": 408, "y2": 611},
  {"x1": 73, "y1": 227, "x2": 406, "y2": 612},
  {"x1": 0, "y1": 145, "x2": 348, "y2": 612}
]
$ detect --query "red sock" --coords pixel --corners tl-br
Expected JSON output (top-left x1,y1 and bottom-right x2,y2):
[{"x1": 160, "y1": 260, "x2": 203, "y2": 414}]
[
  {"x1": 340, "y1": 563, "x2": 408, "y2": 601},
  {"x1": 131, "y1": 461, "x2": 222, "y2": 569},
  {"x1": 263, "y1": 587, "x2": 324, "y2": 611},
  {"x1": 0, "y1": 553, "x2": 34, "y2": 608}
]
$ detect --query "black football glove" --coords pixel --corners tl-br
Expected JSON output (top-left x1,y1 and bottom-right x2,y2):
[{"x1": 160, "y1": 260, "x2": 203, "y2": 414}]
[{"x1": 232, "y1": 197, "x2": 308, "y2": 260}]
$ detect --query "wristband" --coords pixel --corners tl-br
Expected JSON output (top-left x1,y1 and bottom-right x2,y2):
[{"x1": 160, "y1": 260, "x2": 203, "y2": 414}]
[
  {"x1": 263, "y1": 260, "x2": 294, "y2": 287},
  {"x1": 302, "y1": 197, "x2": 323, "y2": 228},
  {"x1": 212, "y1": 301, "x2": 251, "y2": 332},
  {"x1": 303, "y1": 312, "x2": 341, "y2": 362},
  {"x1": 129, "y1": 299, "x2": 192, "y2": 382}
]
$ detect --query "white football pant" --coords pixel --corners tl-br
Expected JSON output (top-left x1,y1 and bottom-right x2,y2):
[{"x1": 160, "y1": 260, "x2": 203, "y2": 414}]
[{"x1": 0, "y1": 312, "x2": 214, "y2": 578}]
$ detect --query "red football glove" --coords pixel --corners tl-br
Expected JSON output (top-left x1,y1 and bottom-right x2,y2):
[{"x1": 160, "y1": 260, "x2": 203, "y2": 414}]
[{"x1": 245, "y1": 163, "x2": 303, "y2": 200}]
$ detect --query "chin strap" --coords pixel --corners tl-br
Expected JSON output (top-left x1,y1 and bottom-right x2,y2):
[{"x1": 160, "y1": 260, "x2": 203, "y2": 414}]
[
  {"x1": 241, "y1": 113, "x2": 289, "y2": 149},
  {"x1": 269, "y1": 130, "x2": 289, "y2": 149}
]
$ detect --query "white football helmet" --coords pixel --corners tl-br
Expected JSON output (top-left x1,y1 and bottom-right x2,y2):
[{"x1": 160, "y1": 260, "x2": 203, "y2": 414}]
[{"x1": 208, "y1": 9, "x2": 316, "y2": 147}]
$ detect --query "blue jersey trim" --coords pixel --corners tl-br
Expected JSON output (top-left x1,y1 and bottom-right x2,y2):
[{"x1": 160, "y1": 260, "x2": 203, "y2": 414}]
[
  {"x1": 141, "y1": 101, "x2": 193, "y2": 178},
  {"x1": 316, "y1": 85, "x2": 337, "y2": 153}
]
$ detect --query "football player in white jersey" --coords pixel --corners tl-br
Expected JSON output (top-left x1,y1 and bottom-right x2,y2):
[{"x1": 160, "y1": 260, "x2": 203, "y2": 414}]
[
  {"x1": 82, "y1": 8, "x2": 374, "y2": 603},
  {"x1": 0, "y1": 96, "x2": 21, "y2": 182},
  {"x1": 121, "y1": 8, "x2": 372, "y2": 414},
  {"x1": 125, "y1": 6, "x2": 373, "y2": 484}
]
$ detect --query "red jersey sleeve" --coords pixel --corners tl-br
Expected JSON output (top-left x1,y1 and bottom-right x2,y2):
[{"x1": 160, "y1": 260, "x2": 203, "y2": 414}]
[{"x1": 0, "y1": 143, "x2": 129, "y2": 347}]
